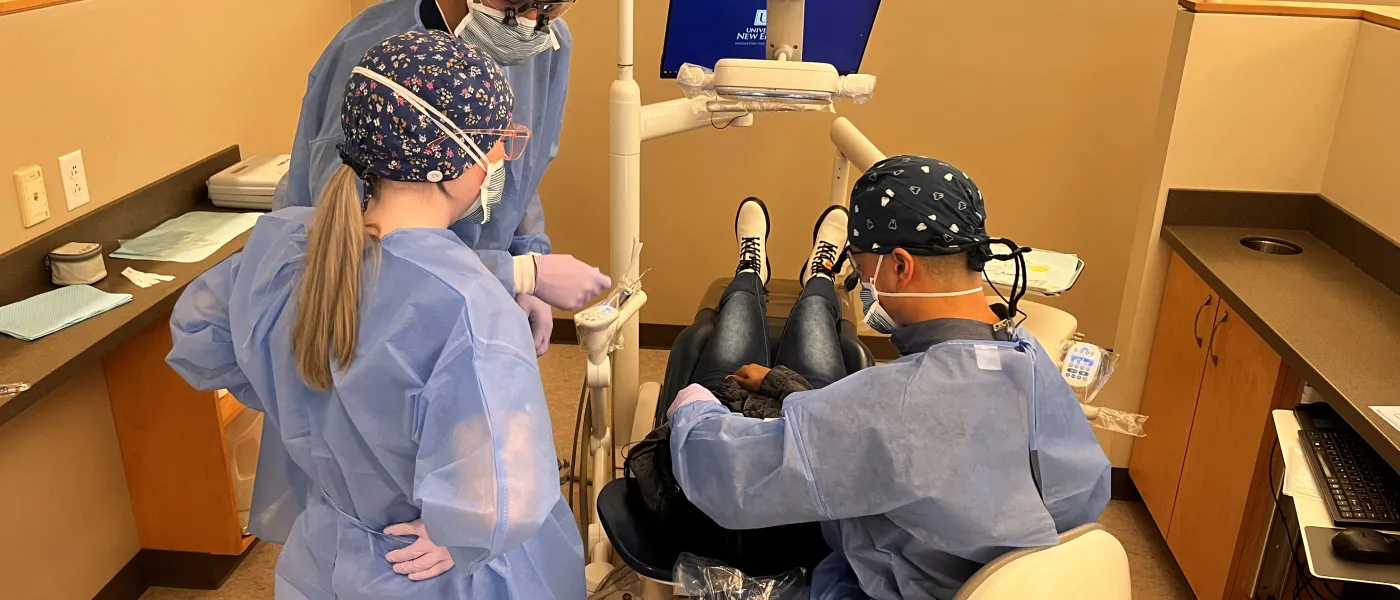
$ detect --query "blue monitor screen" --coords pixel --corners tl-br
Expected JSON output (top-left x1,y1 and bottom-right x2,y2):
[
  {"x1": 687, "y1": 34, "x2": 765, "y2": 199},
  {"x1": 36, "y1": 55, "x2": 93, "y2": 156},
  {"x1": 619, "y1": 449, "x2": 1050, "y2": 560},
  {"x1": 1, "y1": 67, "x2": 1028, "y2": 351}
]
[{"x1": 660, "y1": 1, "x2": 881, "y2": 78}]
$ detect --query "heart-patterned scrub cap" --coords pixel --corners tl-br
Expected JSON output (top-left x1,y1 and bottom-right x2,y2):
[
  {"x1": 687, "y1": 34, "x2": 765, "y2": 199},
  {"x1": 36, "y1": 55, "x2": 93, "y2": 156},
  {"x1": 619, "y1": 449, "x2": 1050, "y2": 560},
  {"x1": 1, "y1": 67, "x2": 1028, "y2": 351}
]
[
  {"x1": 338, "y1": 29, "x2": 514, "y2": 188},
  {"x1": 848, "y1": 155, "x2": 997, "y2": 271}
]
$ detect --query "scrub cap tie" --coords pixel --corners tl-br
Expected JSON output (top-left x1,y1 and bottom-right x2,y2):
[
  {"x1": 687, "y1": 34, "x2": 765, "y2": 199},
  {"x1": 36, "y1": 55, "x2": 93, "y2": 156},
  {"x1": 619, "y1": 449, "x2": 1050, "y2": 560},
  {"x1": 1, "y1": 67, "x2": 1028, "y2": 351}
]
[{"x1": 338, "y1": 29, "x2": 514, "y2": 190}]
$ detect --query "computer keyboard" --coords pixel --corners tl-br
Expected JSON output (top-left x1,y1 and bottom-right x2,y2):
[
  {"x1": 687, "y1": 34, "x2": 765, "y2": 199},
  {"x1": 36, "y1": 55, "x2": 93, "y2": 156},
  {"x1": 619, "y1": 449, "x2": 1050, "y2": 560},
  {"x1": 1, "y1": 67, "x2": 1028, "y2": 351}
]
[{"x1": 1300, "y1": 429, "x2": 1400, "y2": 529}]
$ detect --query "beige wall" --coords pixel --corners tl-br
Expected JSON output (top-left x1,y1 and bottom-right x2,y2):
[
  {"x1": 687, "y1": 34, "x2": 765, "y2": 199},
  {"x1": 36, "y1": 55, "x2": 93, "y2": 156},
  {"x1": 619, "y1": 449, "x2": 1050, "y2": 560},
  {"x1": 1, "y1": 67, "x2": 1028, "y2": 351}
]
[
  {"x1": 0, "y1": 0, "x2": 1180, "y2": 343},
  {"x1": 1323, "y1": 22, "x2": 1400, "y2": 241},
  {"x1": 1105, "y1": 12, "x2": 1359, "y2": 464},
  {"x1": 540, "y1": 0, "x2": 1180, "y2": 339},
  {"x1": 0, "y1": 0, "x2": 348, "y2": 255},
  {"x1": 350, "y1": 0, "x2": 379, "y2": 16},
  {"x1": 0, "y1": 0, "x2": 348, "y2": 595},
  {"x1": 1156, "y1": 14, "x2": 1356, "y2": 193},
  {"x1": 0, "y1": 366, "x2": 139, "y2": 600}
]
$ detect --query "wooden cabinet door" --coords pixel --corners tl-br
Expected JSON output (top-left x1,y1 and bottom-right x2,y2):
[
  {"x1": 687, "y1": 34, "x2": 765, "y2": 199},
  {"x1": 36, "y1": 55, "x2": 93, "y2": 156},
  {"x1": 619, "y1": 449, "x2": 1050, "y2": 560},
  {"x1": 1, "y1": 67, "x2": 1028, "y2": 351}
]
[
  {"x1": 104, "y1": 315, "x2": 248, "y2": 555},
  {"x1": 1167, "y1": 301, "x2": 1285, "y2": 600},
  {"x1": 1130, "y1": 253, "x2": 1220, "y2": 533}
]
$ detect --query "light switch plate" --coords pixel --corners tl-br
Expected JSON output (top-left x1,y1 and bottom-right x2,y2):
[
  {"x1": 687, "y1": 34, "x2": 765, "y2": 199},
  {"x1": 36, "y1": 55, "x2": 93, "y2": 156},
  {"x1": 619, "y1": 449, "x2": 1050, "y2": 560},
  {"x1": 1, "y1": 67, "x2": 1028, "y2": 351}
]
[
  {"x1": 58, "y1": 150, "x2": 91, "y2": 210},
  {"x1": 12, "y1": 165, "x2": 50, "y2": 228}
]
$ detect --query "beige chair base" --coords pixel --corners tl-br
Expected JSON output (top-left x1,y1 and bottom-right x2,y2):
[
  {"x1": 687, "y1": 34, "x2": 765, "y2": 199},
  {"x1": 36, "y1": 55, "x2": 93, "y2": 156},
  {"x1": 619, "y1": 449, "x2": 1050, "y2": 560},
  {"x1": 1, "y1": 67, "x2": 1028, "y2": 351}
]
[{"x1": 954, "y1": 523, "x2": 1131, "y2": 600}]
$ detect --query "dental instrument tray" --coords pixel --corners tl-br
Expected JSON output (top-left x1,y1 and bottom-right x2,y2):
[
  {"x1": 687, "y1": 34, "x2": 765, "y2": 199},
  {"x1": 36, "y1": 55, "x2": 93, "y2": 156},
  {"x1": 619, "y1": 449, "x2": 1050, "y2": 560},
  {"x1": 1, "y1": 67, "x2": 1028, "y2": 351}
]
[
  {"x1": 984, "y1": 245, "x2": 1086, "y2": 297},
  {"x1": 208, "y1": 155, "x2": 289, "y2": 210}
]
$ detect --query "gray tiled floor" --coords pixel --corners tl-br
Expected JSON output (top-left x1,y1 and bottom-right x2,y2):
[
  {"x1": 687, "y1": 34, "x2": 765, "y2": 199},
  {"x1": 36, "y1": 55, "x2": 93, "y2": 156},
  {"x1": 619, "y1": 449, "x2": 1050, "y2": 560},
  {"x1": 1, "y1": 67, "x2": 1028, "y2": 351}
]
[{"x1": 143, "y1": 346, "x2": 1194, "y2": 599}]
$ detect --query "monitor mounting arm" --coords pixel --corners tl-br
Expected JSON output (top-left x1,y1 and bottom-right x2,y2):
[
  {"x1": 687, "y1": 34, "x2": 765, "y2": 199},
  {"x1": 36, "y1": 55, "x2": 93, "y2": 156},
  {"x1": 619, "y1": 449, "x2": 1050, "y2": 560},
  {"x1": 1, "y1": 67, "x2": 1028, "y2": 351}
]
[{"x1": 766, "y1": 0, "x2": 805, "y2": 61}]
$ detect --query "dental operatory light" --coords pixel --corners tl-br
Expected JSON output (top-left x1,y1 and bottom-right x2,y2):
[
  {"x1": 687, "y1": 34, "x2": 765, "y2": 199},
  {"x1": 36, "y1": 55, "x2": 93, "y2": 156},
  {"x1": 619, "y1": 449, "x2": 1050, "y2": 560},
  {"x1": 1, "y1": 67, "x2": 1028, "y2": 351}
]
[
  {"x1": 714, "y1": 59, "x2": 840, "y2": 102},
  {"x1": 677, "y1": 60, "x2": 877, "y2": 113},
  {"x1": 721, "y1": 0, "x2": 877, "y2": 106}
]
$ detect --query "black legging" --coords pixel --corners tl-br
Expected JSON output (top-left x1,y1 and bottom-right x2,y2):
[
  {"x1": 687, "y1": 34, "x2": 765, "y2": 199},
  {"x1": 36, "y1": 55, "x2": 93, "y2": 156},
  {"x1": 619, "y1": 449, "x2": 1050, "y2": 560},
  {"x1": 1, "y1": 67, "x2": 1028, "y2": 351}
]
[{"x1": 691, "y1": 272, "x2": 849, "y2": 392}]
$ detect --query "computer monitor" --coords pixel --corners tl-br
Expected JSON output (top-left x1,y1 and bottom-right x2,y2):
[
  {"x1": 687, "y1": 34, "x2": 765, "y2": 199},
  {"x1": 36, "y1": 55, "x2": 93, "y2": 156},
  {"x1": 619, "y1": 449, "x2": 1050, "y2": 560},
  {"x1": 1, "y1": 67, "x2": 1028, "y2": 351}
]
[{"x1": 660, "y1": 0, "x2": 881, "y2": 79}]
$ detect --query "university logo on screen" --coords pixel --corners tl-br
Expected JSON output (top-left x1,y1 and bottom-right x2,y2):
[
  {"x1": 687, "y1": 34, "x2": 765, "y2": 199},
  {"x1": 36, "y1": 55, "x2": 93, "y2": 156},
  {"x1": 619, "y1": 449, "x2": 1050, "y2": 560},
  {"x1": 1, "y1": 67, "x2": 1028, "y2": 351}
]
[{"x1": 738, "y1": 9, "x2": 767, "y2": 45}]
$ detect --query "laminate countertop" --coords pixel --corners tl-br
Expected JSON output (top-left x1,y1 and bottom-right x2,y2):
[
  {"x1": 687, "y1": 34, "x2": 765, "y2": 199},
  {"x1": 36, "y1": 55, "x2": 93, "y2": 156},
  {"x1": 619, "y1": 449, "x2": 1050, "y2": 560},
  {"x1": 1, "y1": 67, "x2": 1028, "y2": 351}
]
[
  {"x1": 0, "y1": 147, "x2": 248, "y2": 429},
  {"x1": 0, "y1": 232, "x2": 249, "y2": 427},
  {"x1": 1163, "y1": 224, "x2": 1400, "y2": 471}
]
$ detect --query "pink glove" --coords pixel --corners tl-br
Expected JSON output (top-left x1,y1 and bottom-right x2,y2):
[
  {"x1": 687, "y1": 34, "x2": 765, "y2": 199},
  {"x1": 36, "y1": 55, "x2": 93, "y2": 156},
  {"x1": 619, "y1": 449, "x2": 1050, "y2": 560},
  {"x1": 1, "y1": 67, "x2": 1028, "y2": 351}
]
[
  {"x1": 668, "y1": 384, "x2": 722, "y2": 419},
  {"x1": 517, "y1": 294, "x2": 553, "y2": 357},
  {"x1": 384, "y1": 520, "x2": 454, "y2": 581},
  {"x1": 533, "y1": 254, "x2": 612, "y2": 311}
]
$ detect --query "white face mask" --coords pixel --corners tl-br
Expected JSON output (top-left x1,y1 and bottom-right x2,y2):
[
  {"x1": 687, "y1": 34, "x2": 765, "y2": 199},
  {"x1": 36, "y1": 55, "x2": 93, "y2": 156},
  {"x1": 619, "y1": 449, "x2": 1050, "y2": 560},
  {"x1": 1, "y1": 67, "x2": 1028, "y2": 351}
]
[
  {"x1": 456, "y1": 4, "x2": 560, "y2": 66},
  {"x1": 859, "y1": 255, "x2": 984, "y2": 334},
  {"x1": 349, "y1": 66, "x2": 499, "y2": 224}
]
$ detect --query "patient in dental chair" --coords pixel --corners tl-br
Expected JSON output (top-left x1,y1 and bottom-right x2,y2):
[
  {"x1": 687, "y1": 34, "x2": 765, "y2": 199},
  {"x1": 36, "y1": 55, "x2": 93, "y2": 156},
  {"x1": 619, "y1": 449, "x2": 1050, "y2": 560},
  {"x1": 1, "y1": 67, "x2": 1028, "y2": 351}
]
[
  {"x1": 623, "y1": 197, "x2": 852, "y2": 576},
  {"x1": 689, "y1": 196, "x2": 853, "y2": 416}
]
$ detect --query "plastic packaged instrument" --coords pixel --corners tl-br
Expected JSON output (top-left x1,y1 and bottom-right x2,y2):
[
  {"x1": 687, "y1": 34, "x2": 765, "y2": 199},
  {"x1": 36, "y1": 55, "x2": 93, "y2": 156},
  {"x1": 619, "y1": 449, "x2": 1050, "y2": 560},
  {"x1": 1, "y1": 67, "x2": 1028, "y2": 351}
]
[
  {"x1": 674, "y1": 553, "x2": 806, "y2": 600},
  {"x1": 1057, "y1": 340, "x2": 1148, "y2": 437},
  {"x1": 1058, "y1": 340, "x2": 1119, "y2": 404}
]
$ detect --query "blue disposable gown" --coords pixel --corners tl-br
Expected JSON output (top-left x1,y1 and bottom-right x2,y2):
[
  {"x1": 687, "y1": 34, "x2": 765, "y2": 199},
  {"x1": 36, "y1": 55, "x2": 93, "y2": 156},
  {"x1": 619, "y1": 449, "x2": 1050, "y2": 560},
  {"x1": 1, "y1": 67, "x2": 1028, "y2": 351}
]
[
  {"x1": 167, "y1": 209, "x2": 583, "y2": 600},
  {"x1": 260, "y1": 0, "x2": 571, "y2": 545},
  {"x1": 669, "y1": 331, "x2": 1111, "y2": 600}
]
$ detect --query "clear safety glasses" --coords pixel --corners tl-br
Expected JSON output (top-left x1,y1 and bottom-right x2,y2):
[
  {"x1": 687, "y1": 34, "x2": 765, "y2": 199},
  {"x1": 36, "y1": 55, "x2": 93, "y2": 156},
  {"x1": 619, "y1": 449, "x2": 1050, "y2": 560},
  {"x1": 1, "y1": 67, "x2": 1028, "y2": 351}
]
[{"x1": 431, "y1": 123, "x2": 532, "y2": 161}]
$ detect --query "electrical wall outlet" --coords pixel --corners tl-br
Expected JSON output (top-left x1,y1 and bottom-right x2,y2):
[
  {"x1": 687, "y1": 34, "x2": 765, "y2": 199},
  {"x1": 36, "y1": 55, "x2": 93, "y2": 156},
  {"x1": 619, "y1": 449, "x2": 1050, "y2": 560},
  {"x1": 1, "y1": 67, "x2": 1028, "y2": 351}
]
[
  {"x1": 12, "y1": 165, "x2": 50, "y2": 228},
  {"x1": 58, "y1": 150, "x2": 91, "y2": 210}
]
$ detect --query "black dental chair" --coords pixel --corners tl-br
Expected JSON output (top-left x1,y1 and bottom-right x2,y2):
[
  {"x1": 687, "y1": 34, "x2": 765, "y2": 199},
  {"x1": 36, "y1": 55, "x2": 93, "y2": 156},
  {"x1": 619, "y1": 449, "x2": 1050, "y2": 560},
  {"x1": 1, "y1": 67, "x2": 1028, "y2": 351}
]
[{"x1": 595, "y1": 278, "x2": 876, "y2": 585}]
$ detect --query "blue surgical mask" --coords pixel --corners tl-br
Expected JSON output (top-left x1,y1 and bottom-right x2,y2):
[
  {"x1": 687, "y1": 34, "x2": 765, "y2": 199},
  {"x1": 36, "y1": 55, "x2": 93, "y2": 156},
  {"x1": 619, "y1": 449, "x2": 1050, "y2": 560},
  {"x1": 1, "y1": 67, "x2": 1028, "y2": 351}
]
[
  {"x1": 456, "y1": 5, "x2": 558, "y2": 66},
  {"x1": 860, "y1": 255, "x2": 985, "y2": 335}
]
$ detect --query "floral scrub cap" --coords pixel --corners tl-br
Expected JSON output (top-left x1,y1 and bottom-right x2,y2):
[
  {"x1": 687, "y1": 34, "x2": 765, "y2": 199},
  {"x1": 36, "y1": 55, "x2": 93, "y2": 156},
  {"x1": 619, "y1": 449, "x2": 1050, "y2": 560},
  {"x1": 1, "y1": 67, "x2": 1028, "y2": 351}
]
[{"x1": 338, "y1": 29, "x2": 514, "y2": 188}]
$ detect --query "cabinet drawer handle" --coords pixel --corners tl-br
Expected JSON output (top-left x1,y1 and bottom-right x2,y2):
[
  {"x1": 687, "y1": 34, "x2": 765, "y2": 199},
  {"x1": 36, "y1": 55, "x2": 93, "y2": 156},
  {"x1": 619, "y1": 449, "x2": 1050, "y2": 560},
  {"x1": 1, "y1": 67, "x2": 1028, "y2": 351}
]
[
  {"x1": 1193, "y1": 295, "x2": 1214, "y2": 348},
  {"x1": 1209, "y1": 311, "x2": 1229, "y2": 365}
]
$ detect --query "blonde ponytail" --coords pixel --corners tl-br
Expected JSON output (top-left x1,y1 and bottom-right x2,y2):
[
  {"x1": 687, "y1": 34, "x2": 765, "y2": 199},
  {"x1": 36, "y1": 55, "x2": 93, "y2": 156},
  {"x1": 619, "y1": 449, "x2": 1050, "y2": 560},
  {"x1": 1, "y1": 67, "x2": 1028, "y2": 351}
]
[{"x1": 294, "y1": 165, "x2": 379, "y2": 390}]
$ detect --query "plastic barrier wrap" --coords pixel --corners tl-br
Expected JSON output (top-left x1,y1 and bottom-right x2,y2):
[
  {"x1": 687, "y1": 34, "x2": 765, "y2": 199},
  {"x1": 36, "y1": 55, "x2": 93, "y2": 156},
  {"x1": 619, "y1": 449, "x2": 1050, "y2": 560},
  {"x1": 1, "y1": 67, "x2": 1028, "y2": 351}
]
[
  {"x1": 1082, "y1": 405, "x2": 1149, "y2": 438},
  {"x1": 675, "y1": 62, "x2": 874, "y2": 114},
  {"x1": 1058, "y1": 341, "x2": 1119, "y2": 404},
  {"x1": 1058, "y1": 341, "x2": 1148, "y2": 437},
  {"x1": 677, "y1": 63, "x2": 717, "y2": 99},
  {"x1": 573, "y1": 279, "x2": 637, "y2": 355},
  {"x1": 706, "y1": 99, "x2": 834, "y2": 114},
  {"x1": 674, "y1": 553, "x2": 807, "y2": 600},
  {"x1": 574, "y1": 241, "x2": 646, "y2": 355},
  {"x1": 839, "y1": 73, "x2": 877, "y2": 104}
]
